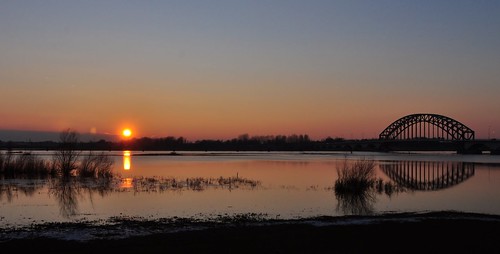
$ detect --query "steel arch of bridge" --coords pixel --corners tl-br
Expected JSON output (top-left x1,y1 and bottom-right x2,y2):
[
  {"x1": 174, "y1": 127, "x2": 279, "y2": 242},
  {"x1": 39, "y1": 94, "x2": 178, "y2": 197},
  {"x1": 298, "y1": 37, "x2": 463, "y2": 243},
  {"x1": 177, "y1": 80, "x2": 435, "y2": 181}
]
[{"x1": 379, "y1": 114, "x2": 475, "y2": 141}]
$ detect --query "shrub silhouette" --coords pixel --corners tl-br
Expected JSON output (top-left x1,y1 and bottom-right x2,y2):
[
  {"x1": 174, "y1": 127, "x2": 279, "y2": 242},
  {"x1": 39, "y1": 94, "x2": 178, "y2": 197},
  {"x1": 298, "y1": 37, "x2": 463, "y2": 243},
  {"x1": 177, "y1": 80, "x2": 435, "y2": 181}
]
[
  {"x1": 78, "y1": 151, "x2": 114, "y2": 178},
  {"x1": 334, "y1": 159, "x2": 377, "y2": 215},
  {"x1": 334, "y1": 159, "x2": 376, "y2": 194},
  {"x1": 52, "y1": 128, "x2": 80, "y2": 177}
]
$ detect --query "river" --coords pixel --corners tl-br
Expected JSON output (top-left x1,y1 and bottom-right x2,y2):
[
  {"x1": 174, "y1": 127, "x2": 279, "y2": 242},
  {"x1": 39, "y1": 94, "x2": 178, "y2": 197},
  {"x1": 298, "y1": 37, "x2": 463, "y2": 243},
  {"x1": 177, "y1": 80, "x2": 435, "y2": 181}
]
[{"x1": 1, "y1": 151, "x2": 500, "y2": 227}]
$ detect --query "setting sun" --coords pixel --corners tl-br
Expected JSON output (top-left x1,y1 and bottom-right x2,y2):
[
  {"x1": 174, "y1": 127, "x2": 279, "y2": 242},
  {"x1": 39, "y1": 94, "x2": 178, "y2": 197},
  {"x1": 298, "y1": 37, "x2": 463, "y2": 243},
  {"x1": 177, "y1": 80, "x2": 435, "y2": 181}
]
[{"x1": 122, "y1": 129, "x2": 132, "y2": 137}]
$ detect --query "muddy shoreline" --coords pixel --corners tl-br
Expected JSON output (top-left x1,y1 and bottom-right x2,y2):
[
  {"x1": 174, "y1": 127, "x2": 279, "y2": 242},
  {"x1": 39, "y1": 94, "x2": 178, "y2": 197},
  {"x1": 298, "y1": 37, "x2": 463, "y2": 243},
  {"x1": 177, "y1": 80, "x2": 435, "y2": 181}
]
[{"x1": 2, "y1": 211, "x2": 500, "y2": 253}]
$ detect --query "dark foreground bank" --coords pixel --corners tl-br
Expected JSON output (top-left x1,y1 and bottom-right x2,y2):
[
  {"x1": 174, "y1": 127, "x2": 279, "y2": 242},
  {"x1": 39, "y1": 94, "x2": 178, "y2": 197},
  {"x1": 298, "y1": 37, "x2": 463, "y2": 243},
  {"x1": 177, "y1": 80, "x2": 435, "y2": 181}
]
[{"x1": 2, "y1": 211, "x2": 500, "y2": 254}]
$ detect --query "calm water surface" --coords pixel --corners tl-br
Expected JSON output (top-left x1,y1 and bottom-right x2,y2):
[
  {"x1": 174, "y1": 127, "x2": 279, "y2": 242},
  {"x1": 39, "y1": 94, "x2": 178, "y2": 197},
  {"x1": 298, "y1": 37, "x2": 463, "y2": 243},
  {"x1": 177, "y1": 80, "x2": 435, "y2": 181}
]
[{"x1": 2, "y1": 151, "x2": 500, "y2": 227}]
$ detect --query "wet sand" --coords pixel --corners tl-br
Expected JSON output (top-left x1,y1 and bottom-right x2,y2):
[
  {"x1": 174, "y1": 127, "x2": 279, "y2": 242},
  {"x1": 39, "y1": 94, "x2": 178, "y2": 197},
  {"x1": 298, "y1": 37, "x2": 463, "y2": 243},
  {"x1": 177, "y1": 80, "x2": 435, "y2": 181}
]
[{"x1": 1, "y1": 211, "x2": 500, "y2": 253}]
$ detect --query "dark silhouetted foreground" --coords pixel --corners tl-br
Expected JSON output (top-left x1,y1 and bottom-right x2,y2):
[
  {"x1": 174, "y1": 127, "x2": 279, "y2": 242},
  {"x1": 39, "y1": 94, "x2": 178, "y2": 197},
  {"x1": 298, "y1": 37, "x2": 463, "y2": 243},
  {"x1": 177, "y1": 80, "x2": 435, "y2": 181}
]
[{"x1": 1, "y1": 212, "x2": 500, "y2": 254}]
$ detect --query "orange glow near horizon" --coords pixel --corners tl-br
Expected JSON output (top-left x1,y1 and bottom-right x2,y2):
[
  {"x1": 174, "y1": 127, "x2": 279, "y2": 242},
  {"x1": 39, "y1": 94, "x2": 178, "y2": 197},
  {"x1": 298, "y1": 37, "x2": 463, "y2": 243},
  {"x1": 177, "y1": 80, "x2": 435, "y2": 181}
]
[
  {"x1": 1, "y1": 2, "x2": 499, "y2": 143},
  {"x1": 123, "y1": 150, "x2": 131, "y2": 170},
  {"x1": 0, "y1": 110, "x2": 495, "y2": 140}
]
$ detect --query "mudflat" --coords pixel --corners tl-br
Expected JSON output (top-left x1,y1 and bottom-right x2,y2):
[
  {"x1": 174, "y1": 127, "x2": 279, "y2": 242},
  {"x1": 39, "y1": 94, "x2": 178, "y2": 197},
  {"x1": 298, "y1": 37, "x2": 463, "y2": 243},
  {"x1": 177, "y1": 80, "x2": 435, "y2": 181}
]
[{"x1": 1, "y1": 211, "x2": 500, "y2": 254}]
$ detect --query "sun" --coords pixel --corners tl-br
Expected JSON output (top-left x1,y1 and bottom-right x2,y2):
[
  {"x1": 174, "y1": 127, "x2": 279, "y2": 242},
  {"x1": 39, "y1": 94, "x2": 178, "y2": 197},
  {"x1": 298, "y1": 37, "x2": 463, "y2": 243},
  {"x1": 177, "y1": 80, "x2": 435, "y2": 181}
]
[{"x1": 122, "y1": 129, "x2": 132, "y2": 137}]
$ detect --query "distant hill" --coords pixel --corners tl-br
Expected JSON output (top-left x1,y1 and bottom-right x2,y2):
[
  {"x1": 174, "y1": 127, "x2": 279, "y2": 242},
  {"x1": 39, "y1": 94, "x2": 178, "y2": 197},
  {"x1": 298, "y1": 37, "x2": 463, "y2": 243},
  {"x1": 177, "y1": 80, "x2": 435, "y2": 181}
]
[{"x1": 0, "y1": 130, "x2": 119, "y2": 142}]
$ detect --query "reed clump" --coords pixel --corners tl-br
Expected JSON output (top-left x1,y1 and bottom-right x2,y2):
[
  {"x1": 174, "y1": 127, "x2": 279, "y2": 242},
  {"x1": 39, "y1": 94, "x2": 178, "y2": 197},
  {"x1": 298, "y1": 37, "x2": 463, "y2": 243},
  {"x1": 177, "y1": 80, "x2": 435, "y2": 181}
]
[
  {"x1": 334, "y1": 159, "x2": 376, "y2": 194},
  {"x1": 78, "y1": 152, "x2": 114, "y2": 178},
  {"x1": 0, "y1": 151, "x2": 115, "y2": 179},
  {"x1": 0, "y1": 152, "x2": 55, "y2": 178}
]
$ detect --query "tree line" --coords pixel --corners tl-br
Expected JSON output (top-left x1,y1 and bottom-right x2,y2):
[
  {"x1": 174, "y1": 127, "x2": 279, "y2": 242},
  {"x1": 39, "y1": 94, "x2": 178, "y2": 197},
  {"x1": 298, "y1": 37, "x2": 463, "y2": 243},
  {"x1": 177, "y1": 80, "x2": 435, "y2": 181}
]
[{"x1": 0, "y1": 131, "x2": 352, "y2": 152}]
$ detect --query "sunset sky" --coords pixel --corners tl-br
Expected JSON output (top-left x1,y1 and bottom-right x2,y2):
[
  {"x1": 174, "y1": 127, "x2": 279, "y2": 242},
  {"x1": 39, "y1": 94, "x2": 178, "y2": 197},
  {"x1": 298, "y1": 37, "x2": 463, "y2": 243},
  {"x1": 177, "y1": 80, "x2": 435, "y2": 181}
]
[{"x1": 1, "y1": 1, "x2": 499, "y2": 141}]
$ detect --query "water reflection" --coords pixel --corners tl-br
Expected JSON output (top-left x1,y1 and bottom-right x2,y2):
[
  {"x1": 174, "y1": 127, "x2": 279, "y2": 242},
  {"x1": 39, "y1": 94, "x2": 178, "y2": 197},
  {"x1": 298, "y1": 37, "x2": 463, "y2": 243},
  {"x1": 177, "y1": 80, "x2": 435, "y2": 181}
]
[
  {"x1": 48, "y1": 178, "x2": 114, "y2": 218},
  {"x1": 2, "y1": 174, "x2": 260, "y2": 219},
  {"x1": 120, "y1": 177, "x2": 133, "y2": 189},
  {"x1": 49, "y1": 178, "x2": 80, "y2": 218},
  {"x1": 123, "y1": 150, "x2": 131, "y2": 170},
  {"x1": 0, "y1": 179, "x2": 45, "y2": 202},
  {"x1": 335, "y1": 188, "x2": 376, "y2": 215},
  {"x1": 334, "y1": 161, "x2": 476, "y2": 216},
  {"x1": 3, "y1": 153, "x2": 497, "y2": 225},
  {"x1": 380, "y1": 161, "x2": 475, "y2": 191}
]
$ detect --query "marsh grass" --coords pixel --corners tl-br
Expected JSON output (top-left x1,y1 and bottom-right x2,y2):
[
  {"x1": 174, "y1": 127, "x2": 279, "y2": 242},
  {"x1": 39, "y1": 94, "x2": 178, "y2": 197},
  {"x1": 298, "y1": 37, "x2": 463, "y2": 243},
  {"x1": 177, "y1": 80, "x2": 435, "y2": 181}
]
[
  {"x1": 0, "y1": 151, "x2": 115, "y2": 179},
  {"x1": 78, "y1": 152, "x2": 114, "y2": 178},
  {"x1": 334, "y1": 159, "x2": 376, "y2": 194},
  {"x1": 0, "y1": 152, "x2": 55, "y2": 178},
  {"x1": 125, "y1": 175, "x2": 261, "y2": 193},
  {"x1": 333, "y1": 159, "x2": 378, "y2": 215},
  {"x1": 48, "y1": 177, "x2": 116, "y2": 218}
]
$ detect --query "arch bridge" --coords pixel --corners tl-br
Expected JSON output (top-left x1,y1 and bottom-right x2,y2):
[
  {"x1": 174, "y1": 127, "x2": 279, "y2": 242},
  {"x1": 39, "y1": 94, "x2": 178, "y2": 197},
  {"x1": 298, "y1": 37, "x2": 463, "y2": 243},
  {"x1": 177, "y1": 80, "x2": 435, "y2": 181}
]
[
  {"x1": 374, "y1": 113, "x2": 500, "y2": 154},
  {"x1": 379, "y1": 113, "x2": 475, "y2": 141}
]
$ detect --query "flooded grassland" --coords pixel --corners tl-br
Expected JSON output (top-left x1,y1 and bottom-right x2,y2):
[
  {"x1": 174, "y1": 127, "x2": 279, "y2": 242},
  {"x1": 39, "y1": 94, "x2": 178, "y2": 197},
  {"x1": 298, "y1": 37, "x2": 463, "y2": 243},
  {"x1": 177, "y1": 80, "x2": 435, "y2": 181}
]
[{"x1": 2, "y1": 151, "x2": 500, "y2": 244}]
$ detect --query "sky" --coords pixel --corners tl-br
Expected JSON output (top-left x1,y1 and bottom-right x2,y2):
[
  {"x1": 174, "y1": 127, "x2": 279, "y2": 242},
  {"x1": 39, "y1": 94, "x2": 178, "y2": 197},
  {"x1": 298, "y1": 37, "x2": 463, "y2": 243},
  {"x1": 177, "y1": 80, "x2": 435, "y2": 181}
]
[{"x1": 1, "y1": 0, "x2": 499, "y2": 141}]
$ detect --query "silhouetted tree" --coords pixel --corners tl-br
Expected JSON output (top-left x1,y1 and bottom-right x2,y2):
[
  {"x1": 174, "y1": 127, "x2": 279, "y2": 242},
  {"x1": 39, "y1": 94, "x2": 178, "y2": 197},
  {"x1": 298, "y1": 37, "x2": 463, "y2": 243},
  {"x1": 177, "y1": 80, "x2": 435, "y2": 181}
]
[
  {"x1": 238, "y1": 134, "x2": 250, "y2": 141},
  {"x1": 53, "y1": 128, "x2": 80, "y2": 177}
]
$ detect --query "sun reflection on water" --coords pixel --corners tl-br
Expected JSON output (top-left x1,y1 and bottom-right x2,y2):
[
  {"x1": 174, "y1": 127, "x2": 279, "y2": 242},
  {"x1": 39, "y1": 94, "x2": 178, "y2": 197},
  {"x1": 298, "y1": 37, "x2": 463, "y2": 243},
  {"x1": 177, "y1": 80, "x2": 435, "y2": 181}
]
[
  {"x1": 123, "y1": 150, "x2": 131, "y2": 170},
  {"x1": 120, "y1": 177, "x2": 134, "y2": 189}
]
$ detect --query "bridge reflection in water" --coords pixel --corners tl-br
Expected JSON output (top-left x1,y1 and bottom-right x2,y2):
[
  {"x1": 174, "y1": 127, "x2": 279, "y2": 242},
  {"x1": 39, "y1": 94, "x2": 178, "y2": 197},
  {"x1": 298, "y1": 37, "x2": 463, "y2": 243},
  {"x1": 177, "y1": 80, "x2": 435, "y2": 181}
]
[{"x1": 380, "y1": 161, "x2": 475, "y2": 191}]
